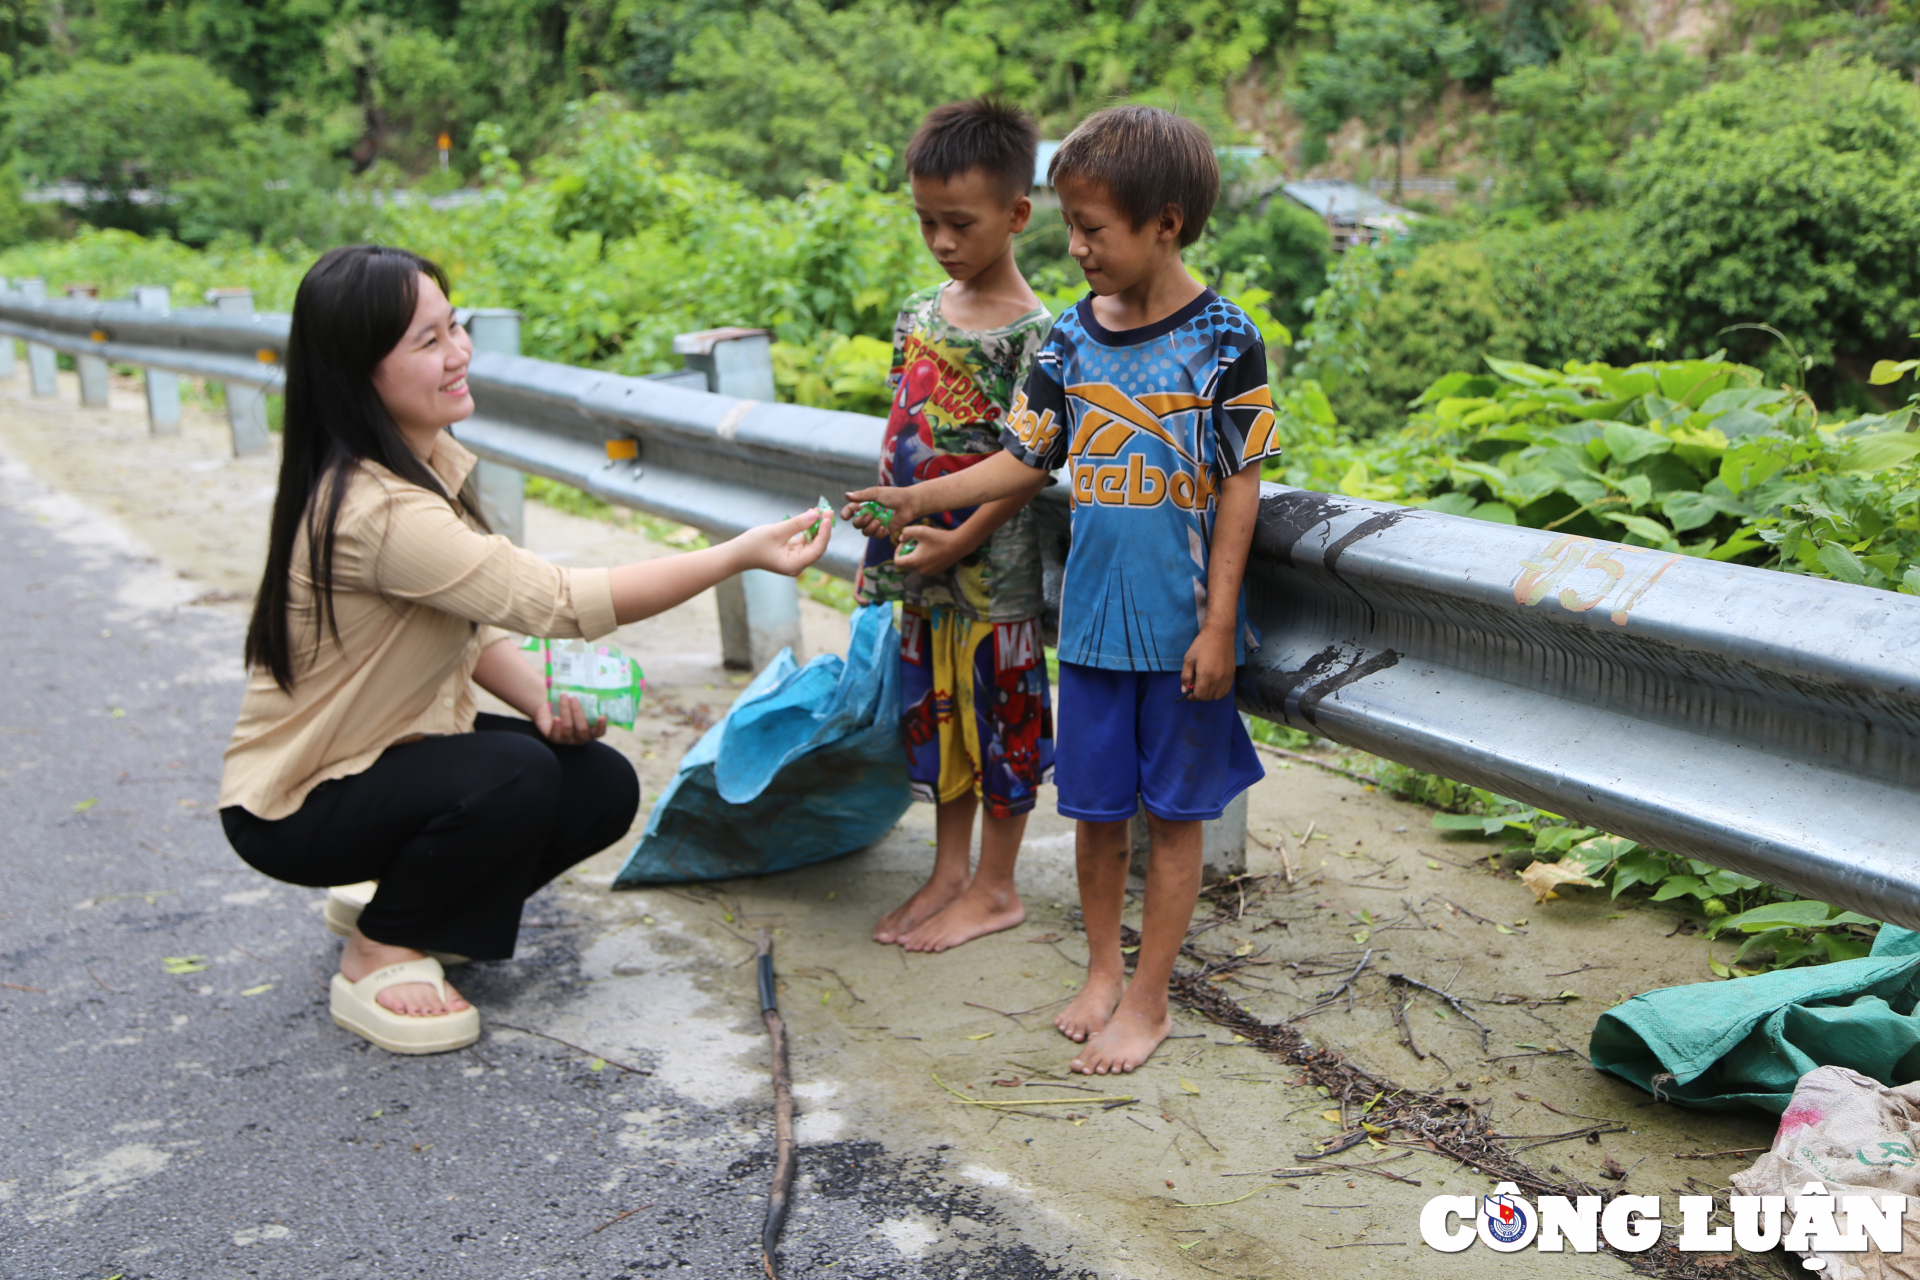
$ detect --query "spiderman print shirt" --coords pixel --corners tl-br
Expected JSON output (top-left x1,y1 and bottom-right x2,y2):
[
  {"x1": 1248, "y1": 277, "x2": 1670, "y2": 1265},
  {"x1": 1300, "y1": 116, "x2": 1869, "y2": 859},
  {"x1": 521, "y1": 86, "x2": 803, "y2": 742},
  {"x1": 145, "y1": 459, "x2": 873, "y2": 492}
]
[
  {"x1": 854, "y1": 282, "x2": 1052, "y2": 622},
  {"x1": 999, "y1": 289, "x2": 1280, "y2": 672}
]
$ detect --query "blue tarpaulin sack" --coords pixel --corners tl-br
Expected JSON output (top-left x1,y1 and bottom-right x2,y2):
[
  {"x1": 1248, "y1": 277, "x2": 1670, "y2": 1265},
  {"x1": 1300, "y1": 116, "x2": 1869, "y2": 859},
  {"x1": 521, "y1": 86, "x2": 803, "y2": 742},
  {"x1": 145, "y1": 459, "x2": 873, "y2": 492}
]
[{"x1": 614, "y1": 603, "x2": 912, "y2": 885}]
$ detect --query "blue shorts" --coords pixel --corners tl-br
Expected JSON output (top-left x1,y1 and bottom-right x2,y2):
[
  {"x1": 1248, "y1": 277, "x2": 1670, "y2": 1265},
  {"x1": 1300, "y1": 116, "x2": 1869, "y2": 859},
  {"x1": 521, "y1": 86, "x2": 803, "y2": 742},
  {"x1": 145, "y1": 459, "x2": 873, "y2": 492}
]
[{"x1": 1053, "y1": 663, "x2": 1265, "y2": 823}]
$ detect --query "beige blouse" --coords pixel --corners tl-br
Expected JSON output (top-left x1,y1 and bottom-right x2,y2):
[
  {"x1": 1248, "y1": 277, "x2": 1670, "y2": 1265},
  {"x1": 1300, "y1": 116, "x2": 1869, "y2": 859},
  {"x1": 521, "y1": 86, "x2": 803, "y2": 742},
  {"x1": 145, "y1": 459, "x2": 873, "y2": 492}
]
[{"x1": 219, "y1": 432, "x2": 617, "y2": 820}]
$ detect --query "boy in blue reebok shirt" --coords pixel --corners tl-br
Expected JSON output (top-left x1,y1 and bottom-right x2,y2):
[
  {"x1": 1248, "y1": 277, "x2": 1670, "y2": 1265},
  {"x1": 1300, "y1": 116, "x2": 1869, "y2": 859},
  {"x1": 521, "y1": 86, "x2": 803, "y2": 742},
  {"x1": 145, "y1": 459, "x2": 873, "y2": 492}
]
[{"x1": 847, "y1": 105, "x2": 1277, "y2": 1075}]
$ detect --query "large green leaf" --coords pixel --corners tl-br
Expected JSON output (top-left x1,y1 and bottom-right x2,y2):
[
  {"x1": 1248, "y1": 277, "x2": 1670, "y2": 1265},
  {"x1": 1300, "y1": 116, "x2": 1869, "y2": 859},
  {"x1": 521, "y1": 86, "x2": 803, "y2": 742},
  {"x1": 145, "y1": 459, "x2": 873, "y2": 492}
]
[
  {"x1": 1711, "y1": 899, "x2": 1878, "y2": 935},
  {"x1": 1604, "y1": 422, "x2": 1673, "y2": 464},
  {"x1": 1829, "y1": 432, "x2": 1920, "y2": 474},
  {"x1": 1661, "y1": 490, "x2": 1722, "y2": 532},
  {"x1": 1709, "y1": 408, "x2": 1777, "y2": 439},
  {"x1": 1818, "y1": 542, "x2": 1870, "y2": 584},
  {"x1": 1603, "y1": 512, "x2": 1675, "y2": 544}
]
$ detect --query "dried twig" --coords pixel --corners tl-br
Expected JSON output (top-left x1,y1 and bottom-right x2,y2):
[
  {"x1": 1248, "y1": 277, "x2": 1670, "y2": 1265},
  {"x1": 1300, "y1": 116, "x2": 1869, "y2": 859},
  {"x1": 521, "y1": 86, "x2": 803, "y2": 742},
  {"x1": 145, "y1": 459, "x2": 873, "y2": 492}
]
[
  {"x1": 1390, "y1": 984, "x2": 1423, "y2": 1060},
  {"x1": 489, "y1": 1023, "x2": 651, "y2": 1076},
  {"x1": 1674, "y1": 1147, "x2": 1769, "y2": 1161},
  {"x1": 1289, "y1": 948, "x2": 1373, "y2": 1022},
  {"x1": 592, "y1": 1202, "x2": 655, "y2": 1234},
  {"x1": 1386, "y1": 973, "x2": 1492, "y2": 1052},
  {"x1": 757, "y1": 929, "x2": 796, "y2": 1280},
  {"x1": 818, "y1": 967, "x2": 863, "y2": 1003}
]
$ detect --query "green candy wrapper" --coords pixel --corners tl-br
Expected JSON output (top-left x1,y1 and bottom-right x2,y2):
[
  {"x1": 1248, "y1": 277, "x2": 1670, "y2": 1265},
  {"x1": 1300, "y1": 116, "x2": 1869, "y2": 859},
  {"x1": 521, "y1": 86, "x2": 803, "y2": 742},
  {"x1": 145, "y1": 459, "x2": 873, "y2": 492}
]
[{"x1": 519, "y1": 636, "x2": 646, "y2": 730}]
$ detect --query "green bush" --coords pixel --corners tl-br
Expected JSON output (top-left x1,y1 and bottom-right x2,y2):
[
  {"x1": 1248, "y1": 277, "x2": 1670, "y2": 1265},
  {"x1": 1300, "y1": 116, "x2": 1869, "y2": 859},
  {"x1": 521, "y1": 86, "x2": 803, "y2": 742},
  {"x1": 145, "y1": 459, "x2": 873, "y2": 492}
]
[
  {"x1": 1621, "y1": 55, "x2": 1920, "y2": 387},
  {"x1": 644, "y1": 0, "x2": 988, "y2": 198},
  {"x1": 1207, "y1": 197, "x2": 1333, "y2": 333},
  {"x1": 1482, "y1": 209, "x2": 1659, "y2": 366},
  {"x1": 1334, "y1": 239, "x2": 1532, "y2": 435},
  {"x1": 1486, "y1": 45, "x2": 1704, "y2": 215},
  {"x1": 8, "y1": 56, "x2": 250, "y2": 234}
]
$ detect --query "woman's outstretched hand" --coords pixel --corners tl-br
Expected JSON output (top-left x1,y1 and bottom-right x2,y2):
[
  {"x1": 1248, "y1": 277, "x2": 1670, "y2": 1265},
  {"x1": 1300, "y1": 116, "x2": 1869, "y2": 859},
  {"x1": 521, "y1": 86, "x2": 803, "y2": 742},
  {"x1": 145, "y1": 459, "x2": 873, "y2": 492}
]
[
  {"x1": 537, "y1": 692, "x2": 608, "y2": 744},
  {"x1": 731, "y1": 510, "x2": 835, "y2": 577}
]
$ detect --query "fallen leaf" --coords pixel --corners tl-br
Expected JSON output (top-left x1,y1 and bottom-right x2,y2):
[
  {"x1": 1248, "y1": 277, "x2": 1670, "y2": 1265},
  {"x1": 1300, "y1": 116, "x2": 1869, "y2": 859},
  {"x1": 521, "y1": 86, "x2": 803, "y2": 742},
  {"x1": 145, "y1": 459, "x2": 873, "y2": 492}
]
[
  {"x1": 110, "y1": 707, "x2": 125, "y2": 719},
  {"x1": 1519, "y1": 862, "x2": 1598, "y2": 903},
  {"x1": 71, "y1": 798, "x2": 97, "y2": 813},
  {"x1": 1177, "y1": 1238, "x2": 1203, "y2": 1250},
  {"x1": 821, "y1": 991, "x2": 831, "y2": 1005},
  {"x1": 1494, "y1": 924, "x2": 1516, "y2": 935},
  {"x1": 1233, "y1": 943, "x2": 1254, "y2": 957},
  {"x1": 1320, "y1": 1110, "x2": 1342, "y2": 1123},
  {"x1": 239, "y1": 983, "x2": 273, "y2": 997},
  {"x1": 967, "y1": 1032, "x2": 993, "y2": 1041},
  {"x1": 1180, "y1": 1078, "x2": 1201, "y2": 1096},
  {"x1": 161, "y1": 955, "x2": 207, "y2": 974},
  {"x1": 1426, "y1": 860, "x2": 1441, "y2": 870},
  {"x1": 1602, "y1": 1157, "x2": 1628, "y2": 1180},
  {"x1": 824, "y1": 891, "x2": 837, "y2": 901},
  {"x1": 587, "y1": 1058, "x2": 607, "y2": 1072}
]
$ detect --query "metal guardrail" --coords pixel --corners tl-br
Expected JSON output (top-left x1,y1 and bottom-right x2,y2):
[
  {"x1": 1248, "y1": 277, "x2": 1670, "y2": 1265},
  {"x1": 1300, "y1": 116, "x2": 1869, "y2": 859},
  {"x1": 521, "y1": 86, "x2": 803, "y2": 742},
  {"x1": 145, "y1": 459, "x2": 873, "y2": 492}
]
[{"x1": 1, "y1": 282, "x2": 1916, "y2": 927}]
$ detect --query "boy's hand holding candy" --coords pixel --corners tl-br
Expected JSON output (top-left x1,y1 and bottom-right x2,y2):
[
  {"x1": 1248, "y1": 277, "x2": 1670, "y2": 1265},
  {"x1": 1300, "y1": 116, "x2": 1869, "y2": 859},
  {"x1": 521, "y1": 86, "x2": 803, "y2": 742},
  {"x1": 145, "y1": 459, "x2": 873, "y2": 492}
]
[
  {"x1": 842, "y1": 487, "x2": 918, "y2": 539},
  {"x1": 891, "y1": 524, "x2": 966, "y2": 575}
]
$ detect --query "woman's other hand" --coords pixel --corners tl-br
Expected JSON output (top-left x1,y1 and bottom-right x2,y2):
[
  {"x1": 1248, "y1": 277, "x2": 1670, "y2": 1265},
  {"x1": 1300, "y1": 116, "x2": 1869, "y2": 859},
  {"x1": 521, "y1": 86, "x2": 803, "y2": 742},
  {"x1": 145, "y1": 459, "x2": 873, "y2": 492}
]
[
  {"x1": 537, "y1": 692, "x2": 608, "y2": 744},
  {"x1": 733, "y1": 510, "x2": 835, "y2": 577},
  {"x1": 892, "y1": 524, "x2": 967, "y2": 576}
]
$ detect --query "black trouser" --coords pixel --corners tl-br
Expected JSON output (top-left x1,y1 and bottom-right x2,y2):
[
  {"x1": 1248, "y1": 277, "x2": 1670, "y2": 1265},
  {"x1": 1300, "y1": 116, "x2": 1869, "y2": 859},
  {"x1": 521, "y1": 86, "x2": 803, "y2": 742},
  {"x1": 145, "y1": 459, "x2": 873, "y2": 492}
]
[{"x1": 221, "y1": 714, "x2": 640, "y2": 961}]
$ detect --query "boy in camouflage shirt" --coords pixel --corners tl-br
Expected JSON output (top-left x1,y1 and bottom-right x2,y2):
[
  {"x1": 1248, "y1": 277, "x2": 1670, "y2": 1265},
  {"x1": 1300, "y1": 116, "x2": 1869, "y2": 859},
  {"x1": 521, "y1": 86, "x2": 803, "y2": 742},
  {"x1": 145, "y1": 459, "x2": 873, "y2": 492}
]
[{"x1": 858, "y1": 98, "x2": 1054, "y2": 953}]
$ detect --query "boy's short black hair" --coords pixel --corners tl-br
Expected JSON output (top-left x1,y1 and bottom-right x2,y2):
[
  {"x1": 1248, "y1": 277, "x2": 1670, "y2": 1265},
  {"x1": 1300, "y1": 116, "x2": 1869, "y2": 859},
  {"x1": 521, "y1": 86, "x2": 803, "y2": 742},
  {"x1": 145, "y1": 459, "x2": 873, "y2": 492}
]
[
  {"x1": 905, "y1": 97, "x2": 1040, "y2": 204},
  {"x1": 1048, "y1": 106, "x2": 1218, "y2": 247}
]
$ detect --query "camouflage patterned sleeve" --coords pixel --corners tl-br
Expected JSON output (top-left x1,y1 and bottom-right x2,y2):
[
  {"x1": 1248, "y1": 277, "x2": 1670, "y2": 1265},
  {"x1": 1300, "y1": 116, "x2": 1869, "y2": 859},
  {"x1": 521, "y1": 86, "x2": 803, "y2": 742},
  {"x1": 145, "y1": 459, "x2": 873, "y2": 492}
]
[
  {"x1": 1212, "y1": 344, "x2": 1280, "y2": 476},
  {"x1": 887, "y1": 302, "x2": 915, "y2": 394}
]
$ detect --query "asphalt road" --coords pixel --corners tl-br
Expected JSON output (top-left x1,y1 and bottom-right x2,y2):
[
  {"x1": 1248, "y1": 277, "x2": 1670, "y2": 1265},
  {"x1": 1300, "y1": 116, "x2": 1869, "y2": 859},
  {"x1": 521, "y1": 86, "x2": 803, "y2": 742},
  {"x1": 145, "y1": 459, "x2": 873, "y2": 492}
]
[{"x1": 0, "y1": 452, "x2": 1083, "y2": 1278}]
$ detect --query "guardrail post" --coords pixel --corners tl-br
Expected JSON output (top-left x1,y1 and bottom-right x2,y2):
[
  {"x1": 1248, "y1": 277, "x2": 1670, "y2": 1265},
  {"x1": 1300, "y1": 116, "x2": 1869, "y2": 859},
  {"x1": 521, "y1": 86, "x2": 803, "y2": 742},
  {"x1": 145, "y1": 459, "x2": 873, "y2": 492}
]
[
  {"x1": 0, "y1": 279, "x2": 14, "y2": 380},
  {"x1": 672, "y1": 327, "x2": 775, "y2": 400},
  {"x1": 1128, "y1": 787, "x2": 1249, "y2": 885},
  {"x1": 676, "y1": 327, "x2": 797, "y2": 669},
  {"x1": 66, "y1": 285, "x2": 109, "y2": 408},
  {"x1": 206, "y1": 288, "x2": 270, "y2": 456},
  {"x1": 717, "y1": 569, "x2": 804, "y2": 672},
  {"x1": 465, "y1": 308, "x2": 525, "y2": 545},
  {"x1": 132, "y1": 286, "x2": 180, "y2": 435},
  {"x1": 22, "y1": 278, "x2": 57, "y2": 396}
]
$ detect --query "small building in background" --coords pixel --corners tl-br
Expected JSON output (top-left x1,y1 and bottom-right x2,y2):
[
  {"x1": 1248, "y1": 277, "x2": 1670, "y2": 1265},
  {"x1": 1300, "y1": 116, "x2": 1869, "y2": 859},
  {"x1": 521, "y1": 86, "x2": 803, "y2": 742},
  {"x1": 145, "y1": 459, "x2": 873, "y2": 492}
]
[{"x1": 1279, "y1": 180, "x2": 1413, "y2": 251}]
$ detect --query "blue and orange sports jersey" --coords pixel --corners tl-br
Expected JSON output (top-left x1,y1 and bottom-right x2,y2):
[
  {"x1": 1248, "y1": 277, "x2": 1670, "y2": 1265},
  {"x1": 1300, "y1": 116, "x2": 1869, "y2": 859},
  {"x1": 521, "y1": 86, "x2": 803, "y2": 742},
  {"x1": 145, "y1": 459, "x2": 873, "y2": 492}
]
[{"x1": 999, "y1": 290, "x2": 1279, "y2": 672}]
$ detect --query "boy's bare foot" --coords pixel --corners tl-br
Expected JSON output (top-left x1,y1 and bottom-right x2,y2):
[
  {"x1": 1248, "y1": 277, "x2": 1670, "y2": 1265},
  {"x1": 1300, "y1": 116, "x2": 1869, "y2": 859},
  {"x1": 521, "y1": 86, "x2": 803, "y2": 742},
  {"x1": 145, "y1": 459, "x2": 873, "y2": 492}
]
[
  {"x1": 900, "y1": 886, "x2": 1025, "y2": 952},
  {"x1": 873, "y1": 875, "x2": 966, "y2": 944},
  {"x1": 1054, "y1": 973, "x2": 1124, "y2": 1042},
  {"x1": 1070, "y1": 1002, "x2": 1172, "y2": 1075},
  {"x1": 340, "y1": 933, "x2": 469, "y2": 1017}
]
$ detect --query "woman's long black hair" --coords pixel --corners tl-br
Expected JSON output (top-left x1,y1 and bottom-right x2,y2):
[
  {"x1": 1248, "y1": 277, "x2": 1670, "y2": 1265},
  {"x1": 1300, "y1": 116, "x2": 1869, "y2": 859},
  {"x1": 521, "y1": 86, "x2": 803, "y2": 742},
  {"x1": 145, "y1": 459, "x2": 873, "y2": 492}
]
[{"x1": 244, "y1": 245, "x2": 488, "y2": 691}]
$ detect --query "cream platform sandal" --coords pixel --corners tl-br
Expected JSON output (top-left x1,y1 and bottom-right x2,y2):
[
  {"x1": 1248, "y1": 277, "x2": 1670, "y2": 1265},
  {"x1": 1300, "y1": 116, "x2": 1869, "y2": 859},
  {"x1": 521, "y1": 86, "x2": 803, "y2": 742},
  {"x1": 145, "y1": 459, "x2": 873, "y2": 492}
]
[
  {"x1": 329, "y1": 958, "x2": 480, "y2": 1055},
  {"x1": 325, "y1": 883, "x2": 470, "y2": 966}
]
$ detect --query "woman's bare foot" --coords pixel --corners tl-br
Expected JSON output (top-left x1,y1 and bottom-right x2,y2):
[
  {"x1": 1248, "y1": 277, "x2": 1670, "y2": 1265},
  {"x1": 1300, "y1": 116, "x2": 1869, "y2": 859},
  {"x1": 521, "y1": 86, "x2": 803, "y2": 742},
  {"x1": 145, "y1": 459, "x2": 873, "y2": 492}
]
[
  {"x1": 900, "y1": 885, "x2": 1025, "y2": 953},
  {"x1": 1070, "y1": 1001, "x2": 1172, "y2": 1075},
  {"x1": 873, "y1": 873, "x2": 966, "y2": 944},
  {"x1": 340, "y1": 931, "x2": 469, "y2": 1017},
  {"x1": 1054, "y1": 972, "x2": 1124, "y2": 1042}
]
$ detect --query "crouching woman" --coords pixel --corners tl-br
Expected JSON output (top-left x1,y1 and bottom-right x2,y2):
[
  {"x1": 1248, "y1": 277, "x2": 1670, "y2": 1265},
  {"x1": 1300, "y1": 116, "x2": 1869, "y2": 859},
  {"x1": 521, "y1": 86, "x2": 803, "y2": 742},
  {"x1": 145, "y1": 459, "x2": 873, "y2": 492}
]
[{"x1": 218, "y1": 244, "x2": 831, "y2": 1055}]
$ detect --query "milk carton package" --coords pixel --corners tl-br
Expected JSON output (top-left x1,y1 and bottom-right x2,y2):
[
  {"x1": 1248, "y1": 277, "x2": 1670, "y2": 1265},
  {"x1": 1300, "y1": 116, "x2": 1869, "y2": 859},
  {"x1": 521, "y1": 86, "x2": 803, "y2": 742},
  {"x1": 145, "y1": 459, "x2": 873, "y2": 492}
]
[{"x1": 520, "y1": 637, "x2": 645, "y2": 729}]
